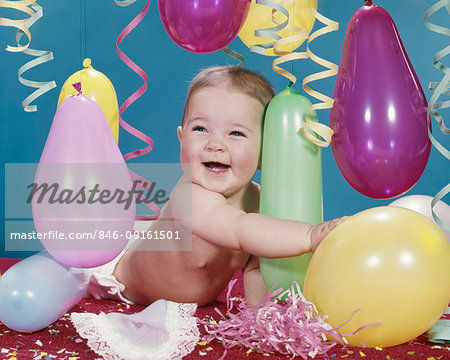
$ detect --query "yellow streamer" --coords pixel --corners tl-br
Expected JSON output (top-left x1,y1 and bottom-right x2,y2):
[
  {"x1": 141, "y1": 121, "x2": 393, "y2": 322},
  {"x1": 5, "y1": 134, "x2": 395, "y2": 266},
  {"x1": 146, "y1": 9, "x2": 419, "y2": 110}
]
[
  {"x1": 264, "y1": 0, "x2": 337, "y2": 147},
  {"x1": 300, "y1": 2, "x2": 338, "y2": 147},
  {"x1": 271, "y1": 0, "x2": 309, "y2": 83},
  {"x1": 0, "y1": 0, "x2": 35, "y2": 52}
]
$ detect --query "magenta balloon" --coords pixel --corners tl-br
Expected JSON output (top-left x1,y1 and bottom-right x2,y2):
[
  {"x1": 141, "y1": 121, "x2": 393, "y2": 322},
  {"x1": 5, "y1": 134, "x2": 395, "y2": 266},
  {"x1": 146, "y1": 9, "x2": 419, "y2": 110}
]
[
  {"x1": 33, "y1": 94, "x2": 135, "y2": 268},
  {"x1": 330, "y1": 3, "x2": 431, "y2": 199},
  {"x1": 158, "y1": 0, "x2": 250, "y2": 53}
]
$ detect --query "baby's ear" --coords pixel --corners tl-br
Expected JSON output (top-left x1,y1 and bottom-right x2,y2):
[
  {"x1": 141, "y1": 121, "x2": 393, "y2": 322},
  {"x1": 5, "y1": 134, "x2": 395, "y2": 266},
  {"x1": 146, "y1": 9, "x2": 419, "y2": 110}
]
[{"x1": 177, "y1": 126, "x2": 183, "y2": 143}]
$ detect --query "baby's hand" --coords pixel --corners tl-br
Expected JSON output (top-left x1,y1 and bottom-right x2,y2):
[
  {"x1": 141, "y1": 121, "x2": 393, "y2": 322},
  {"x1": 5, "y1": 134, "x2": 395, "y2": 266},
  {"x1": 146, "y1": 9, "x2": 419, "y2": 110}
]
[{"x1": 309, "y1": 216, "x2": 348, "y2": 252}]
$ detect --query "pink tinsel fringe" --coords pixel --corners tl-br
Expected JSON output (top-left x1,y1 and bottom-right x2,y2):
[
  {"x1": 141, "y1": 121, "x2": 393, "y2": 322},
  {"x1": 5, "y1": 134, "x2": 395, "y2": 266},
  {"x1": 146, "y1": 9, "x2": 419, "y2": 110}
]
[{"x1": 199, "y1": 280, "x2": 348, "y2": 359}]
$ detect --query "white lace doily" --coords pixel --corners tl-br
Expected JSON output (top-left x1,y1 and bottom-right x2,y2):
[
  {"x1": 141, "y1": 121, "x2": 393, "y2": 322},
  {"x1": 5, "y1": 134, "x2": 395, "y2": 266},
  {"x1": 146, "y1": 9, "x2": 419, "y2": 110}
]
[{"x1": 71, "y1": 299, "x2": 199, "y2": 360}]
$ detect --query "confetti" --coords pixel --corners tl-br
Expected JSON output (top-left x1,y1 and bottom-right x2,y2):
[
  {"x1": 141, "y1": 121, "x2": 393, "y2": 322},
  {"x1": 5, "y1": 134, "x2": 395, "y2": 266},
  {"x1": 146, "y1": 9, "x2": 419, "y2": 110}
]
[
  {"x1": 408, "y1": 351, "x2": 415, "y2": 355},
  {"x1": 359, "y1": 351, "x2": 366, "y2": 357},
  {"x1": 197, "y1": 341, "x2": 207, "y2": 346},
  {"x1": 34, "y1": 340, "x2": 43, "y2": 347},
  {"x1": 376, "y1": 347, "x2": 383, "y2": 351}
]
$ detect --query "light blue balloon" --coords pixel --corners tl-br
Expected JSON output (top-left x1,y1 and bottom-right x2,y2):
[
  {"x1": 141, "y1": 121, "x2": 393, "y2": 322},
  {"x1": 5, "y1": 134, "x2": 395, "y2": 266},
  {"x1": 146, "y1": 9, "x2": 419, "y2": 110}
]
[{"x1": 0, "y1": 252, "x2": 88, "y2": 332}]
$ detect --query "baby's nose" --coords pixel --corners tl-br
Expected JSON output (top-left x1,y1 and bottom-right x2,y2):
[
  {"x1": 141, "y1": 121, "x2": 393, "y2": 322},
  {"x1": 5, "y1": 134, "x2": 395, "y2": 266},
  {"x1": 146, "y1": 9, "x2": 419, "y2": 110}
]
[{"x1": 207, "y1": 137, "x2": 225, "y2": 151}]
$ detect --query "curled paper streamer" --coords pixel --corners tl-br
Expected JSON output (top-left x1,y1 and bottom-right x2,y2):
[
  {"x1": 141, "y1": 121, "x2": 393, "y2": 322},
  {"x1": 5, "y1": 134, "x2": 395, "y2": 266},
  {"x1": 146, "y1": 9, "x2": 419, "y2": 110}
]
[
  {"x1": 424, "y1": 0, "x2": 450, "y2": 232},
  {"x1": 222, "y1": 47, "x2": 244, "y2": 67},
  {"x1": 116, "y1": 0, "x2": 160, "y2": 220},
  {"x1": 114, "y1": 0, "x2": 137, "y2": 7},
  {"x1": 428, "y1": 306, "x2": 450, "y2": 343},
  {"x1": 14, "y1": 2, "x2": 56, "y2": 112},
  {"x1": 250, "y1": 0, "x2": 335, "y2": 147},
  {"x1": 0, "y1": 0, "x2": 35, "y2": 52},
  {"x1": 271, "y1": 0, "x2": 310, "y2": 83},
  {"x1": 250, "y1": 0, "x2": 289, "y2": 56},
  {"x1": 301, "y1": 2, "x2": 338, "y2": 147}
]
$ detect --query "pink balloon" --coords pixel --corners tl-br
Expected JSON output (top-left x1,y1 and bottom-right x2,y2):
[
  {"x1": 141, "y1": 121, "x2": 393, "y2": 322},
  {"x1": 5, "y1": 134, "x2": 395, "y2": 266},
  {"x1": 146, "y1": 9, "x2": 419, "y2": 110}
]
[
  {"x1": 158, "y1": 0, "x2": 250, "y2": 53},
  {"x1": 329, "y1": 3, "x2": 431, "y2": 199},
  {"x1": 32, "y1": 93, "x2": 135, "y2": 268}
]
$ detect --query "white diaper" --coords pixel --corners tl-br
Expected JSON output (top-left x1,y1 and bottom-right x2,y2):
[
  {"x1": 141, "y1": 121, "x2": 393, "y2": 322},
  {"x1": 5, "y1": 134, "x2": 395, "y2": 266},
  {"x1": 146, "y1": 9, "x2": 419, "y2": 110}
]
[{"x1": 82, "y1": 221, "x2": 152, "y2": 304}]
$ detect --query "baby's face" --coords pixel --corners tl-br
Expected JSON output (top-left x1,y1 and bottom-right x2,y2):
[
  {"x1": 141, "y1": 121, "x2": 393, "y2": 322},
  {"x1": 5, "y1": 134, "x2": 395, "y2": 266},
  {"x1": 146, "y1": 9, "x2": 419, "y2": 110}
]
[{"x1": 178, "y1": 85, "x2": 264, "y2": 199}]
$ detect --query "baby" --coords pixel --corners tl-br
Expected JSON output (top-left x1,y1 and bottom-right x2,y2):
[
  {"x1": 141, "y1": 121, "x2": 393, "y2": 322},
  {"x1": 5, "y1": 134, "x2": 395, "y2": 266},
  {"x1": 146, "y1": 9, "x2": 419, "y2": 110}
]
[{"x1": 89, "y1": 66, "x2": 345, "y2": 306}]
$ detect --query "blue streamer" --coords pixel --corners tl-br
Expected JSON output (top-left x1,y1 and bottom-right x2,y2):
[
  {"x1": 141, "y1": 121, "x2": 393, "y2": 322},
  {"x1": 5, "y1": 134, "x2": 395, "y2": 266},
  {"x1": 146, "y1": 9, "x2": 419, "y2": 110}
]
[
  {"x1": 14, "y1": 2, "x2": 56, "y2": 112},
  {"x1": 424, "y1": 0, "x2": 450, "y2": 232}
]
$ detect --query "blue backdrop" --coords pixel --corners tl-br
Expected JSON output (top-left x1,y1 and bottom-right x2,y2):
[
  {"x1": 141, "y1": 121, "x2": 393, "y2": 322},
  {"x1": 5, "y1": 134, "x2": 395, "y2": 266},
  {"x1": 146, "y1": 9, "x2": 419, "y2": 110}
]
[{"x1": 1, "y1": 0, "x2": 448, "y2": 258}]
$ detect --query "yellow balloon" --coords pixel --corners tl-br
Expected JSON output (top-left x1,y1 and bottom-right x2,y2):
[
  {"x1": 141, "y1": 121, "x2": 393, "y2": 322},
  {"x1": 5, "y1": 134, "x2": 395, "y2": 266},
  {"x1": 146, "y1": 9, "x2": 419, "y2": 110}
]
[
  {"x1": 304, "y1": 206, "x2": 450, "y2": 348},
  {"x1": 58, "y1": 58, "x2": 119, "y2": 143},
  {"x1": 238, "y1": 0, "x2": 317, "y2": 56}
]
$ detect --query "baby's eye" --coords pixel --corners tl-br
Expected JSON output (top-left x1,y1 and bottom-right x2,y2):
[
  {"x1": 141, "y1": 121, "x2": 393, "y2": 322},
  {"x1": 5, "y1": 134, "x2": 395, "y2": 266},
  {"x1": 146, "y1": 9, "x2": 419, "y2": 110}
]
[
  {"x1": 192, "y1": 125, "x2": 206, "y2": 132},
  {"x1": 229, "y1": 130, "x2": 246, "y2": 137}
]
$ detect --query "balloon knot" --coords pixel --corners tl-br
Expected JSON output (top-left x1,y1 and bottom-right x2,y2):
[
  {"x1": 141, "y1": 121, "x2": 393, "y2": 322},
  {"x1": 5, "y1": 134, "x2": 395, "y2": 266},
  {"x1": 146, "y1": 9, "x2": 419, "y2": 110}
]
[
  {"x1": 364, "y1": 0, "x2": 373, "y2": 5},
  {"x1": 72, "y1": 82, "x2": 82, "y2": 95},
  {"x1": 82, "y1": 58, "x2": 92, "y2": 68}
]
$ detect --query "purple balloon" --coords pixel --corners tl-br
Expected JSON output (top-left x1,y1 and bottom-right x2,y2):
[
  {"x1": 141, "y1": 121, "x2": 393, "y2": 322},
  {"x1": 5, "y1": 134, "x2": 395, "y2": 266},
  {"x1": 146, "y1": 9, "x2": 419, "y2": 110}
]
[
  {"x1": 330, "y1": 3, "x2": 431, "y2": 199},
  {"x1": 158, "y1": 0, "x2": 250, "y2": 53}
]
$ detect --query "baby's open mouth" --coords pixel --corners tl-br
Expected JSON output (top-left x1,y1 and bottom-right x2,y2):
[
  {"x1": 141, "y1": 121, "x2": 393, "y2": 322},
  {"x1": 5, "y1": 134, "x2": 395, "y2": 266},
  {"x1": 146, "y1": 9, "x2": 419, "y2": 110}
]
[{"x1": 203, "y1": 162, "x2": 230, "y2": 172}]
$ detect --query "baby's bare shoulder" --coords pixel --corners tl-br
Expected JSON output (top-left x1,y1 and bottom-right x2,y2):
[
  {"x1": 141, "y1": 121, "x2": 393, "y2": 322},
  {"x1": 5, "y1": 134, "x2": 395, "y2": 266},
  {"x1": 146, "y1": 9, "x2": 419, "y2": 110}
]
[
  {"x1": 172, "y1": 176, "x2": 223, "y2": 200},
  {"x1": 168, "y1": 178, "x2": 227, "y2": 219}
]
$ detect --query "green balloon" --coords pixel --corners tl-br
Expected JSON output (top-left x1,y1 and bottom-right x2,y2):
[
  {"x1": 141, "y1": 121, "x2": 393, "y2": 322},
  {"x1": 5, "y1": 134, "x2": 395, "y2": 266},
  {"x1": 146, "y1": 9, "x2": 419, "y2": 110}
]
[{"x1": 260, "y1": 84, "x2": 323, "y2": 292}]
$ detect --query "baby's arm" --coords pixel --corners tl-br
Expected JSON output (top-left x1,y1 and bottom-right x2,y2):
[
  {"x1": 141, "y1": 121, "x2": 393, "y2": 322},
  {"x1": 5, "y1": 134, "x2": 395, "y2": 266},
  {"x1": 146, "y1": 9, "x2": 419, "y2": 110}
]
[
  {"x1": 242, "y1": 255, "x2": 267, "y2": 305},
  {"x1": 190, "y1": 184, "x2": 345, "y2": 258}
]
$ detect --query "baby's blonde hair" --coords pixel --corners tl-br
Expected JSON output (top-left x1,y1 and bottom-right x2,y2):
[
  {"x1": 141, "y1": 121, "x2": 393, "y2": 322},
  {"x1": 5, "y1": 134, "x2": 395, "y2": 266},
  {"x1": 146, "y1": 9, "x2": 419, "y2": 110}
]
[{"x1": 181, "y1": 66, "x2": 275, "y2": 126}]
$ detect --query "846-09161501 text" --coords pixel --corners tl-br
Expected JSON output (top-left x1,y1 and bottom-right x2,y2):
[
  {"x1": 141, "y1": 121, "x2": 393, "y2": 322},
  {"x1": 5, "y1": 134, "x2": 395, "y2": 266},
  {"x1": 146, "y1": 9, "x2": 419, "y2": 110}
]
[{"x1": 9, "y1": 230, "x2": 181, "y2": 241}]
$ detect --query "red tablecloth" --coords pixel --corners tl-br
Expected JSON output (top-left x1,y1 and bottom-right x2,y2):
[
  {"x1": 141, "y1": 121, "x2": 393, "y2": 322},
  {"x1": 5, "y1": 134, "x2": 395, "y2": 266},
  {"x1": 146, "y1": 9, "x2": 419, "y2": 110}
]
[{"x1": 0, "y1": 258, "x2": 448, "y2": 360}]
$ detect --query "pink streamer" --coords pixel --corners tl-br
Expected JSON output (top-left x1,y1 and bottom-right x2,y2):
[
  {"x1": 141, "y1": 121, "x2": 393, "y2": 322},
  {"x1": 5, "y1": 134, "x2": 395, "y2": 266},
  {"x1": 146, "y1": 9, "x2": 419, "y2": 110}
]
[
  {"x1": 200, "y1": 281, "x2": 340, "y2": 358},
  {"x1": 200, "y1": 281, "x2": 381, "y2": 358},
  {"x1": 116, "y1": 0, "x2": 160, "y2": 220}
]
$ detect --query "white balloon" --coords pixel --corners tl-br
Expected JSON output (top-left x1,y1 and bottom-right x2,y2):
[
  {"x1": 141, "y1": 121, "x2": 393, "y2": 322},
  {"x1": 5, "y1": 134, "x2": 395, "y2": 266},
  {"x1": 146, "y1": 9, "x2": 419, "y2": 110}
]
[{"x1": 389, "y1": 195, "x2": 450, "y2": 242}]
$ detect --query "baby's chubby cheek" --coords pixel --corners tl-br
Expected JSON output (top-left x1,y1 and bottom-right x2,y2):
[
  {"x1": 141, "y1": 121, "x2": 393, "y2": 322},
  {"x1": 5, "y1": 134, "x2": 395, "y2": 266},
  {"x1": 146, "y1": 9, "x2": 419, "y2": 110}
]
[
  {"x1": 236, "y1": 153, "x2": 259, "y2": 177},
  {"x1": 179, "y1": 144, "x2": 194, "y2": 164}
]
